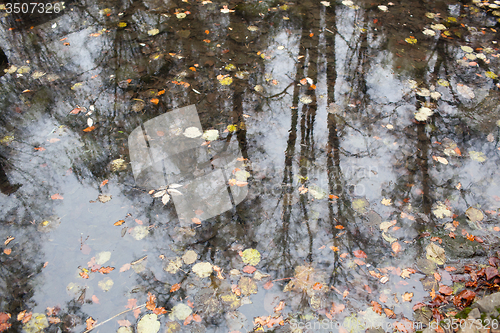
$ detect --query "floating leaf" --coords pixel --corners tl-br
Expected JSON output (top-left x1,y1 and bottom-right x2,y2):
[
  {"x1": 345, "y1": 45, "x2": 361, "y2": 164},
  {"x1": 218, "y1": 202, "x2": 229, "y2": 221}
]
[
  {"x1": 405, "y1": 37, "x2": 417, "y2": 44},
  {"x1": 432, "y1": 202, "x2": 452, "y2": 218},
  {"x1": 380, "y1": 220, "x2": 397, "y2": 232},
  {"x1": 98, "y1": 194, "x2": 112, "y2": 203},
  {"x1": 460, "y1": 45, "x2": 474, "y2": 53},
  {"x1": 426, "y1": 242, "x2": 446, "y2": 265},
  {"x1": 437, "y1": 79, "x2": 449, "y2": 87},
  {"x1": 469, "y1": 151, "x2": 486, "y2": 162},
  {"x1": 414, "y1": 107, "x2": 434, "y2": 121},
  {"x1": 137, "y1": 314, "x2": 160, "y2": 333},
  {"x1": 22, "y1": 313, "x2": 48, "y2": 333},
  {"x1": 352, "y1": 197, "x2": 369, "y2": 214},
  {"x1": 161, "y1": 194, "x2": 170, "y2": 205},
  {"x1": 465, "y1": 207, "x2": 484, "y2": 223},
  {"x1": 241, "y1": 249, "x2": 261, "y2": 266},
  {"x1": 378, "y1": 5, "x2": 388, "y2": 11},
  {"x1": 456, "y1": 83, "x2": 475, "y2": 99},
  {"x1": 169, "y1": 304, "x2": 192, "y2": 321},
  {"x1": 192, "y1": 262, "x2": 213, "y2": 278},
  {"x1": 148, "y1": 29, "x2": 159, "y2": 36},
  {"x1": 96, "y1": 251, "x2": 111, "y2": 265},
  {"x1": 118, "y1": 22, "x2": 127, "y2": 28},
  {"x1": 219, "y1": 76, "x2": 233, "y2": 85},
  {"x1": 202, "y1": 129, "x2": 219, "y2": 141},
  {"x1": 183, "y1": 127, "x2": 202, "y2": 138},
  {"x1": 182, "y1": 250, "x2": 197, "y2": 265},
  {"x1": 423, "y1": 29, "x2": 436, "y2": 36},
  {"x1": 239, "y1": 276, "x2": 258, "y2": 295},
  {"x1": 431, "y1": 24, "x2": 447, "y2": 30},
  {"x1": 381, "y1": 198, "x2": 392, "y2": 206},
  {"x1": 132, "y1": 226, "x2": 149, "y2": 240},
  {"x1": 485, "y1": 71, "x2": 498, "y2": 79}
]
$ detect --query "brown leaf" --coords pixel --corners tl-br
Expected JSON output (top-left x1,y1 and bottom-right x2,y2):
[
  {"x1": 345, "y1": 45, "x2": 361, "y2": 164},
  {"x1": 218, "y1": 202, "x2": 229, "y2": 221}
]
[
  {"x1": 485, "y1": 266, "x2": 499, "y2": 280},
  {"x1": 353, "y1": 250, "x2": 367, "y2": 258},
  {"x1": 453, "y1": 289, "x2": 476, "y2": 309},
  {"x1": 0, "y1": 313, "x2": 11, "y2": 332},
  {"x1": 438, "y1": 285, "x2": 453, "y2": 295}
]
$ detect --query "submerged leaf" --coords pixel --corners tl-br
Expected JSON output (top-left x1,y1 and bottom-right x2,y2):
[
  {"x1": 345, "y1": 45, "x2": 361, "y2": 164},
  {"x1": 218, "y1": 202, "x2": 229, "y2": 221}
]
[
  {"x1": 426, "y1": 243, "x2": 446, "y2": 265},
  {"x1": 137, "y1": 314, "x2": 160, "y2": 333},
  {"x1": 241, "y1": 249, "x2": 261, "y2": 266}
]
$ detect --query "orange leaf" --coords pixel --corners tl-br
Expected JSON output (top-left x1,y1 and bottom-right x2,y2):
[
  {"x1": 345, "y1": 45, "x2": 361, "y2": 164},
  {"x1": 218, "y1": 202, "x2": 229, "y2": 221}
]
[
  {"x1": 85, "y1": 317, "x2": 96, "y2": 330},
  {"x1": 157, "y1": 90, "x2": 165, "y2": 96},
  {"x1": 83, "y1": 126, "x2": 95, "y2": 132},
  {"x1": 242, "y1": 265, "x2": 256, "y2": 274},
  {"x1": 335, "y1": 225, "x2": 344, "y2": 229},
  {"x1": 34, "y1": 147, "x2": 46, "y2": 151},
  {"x1": 70, "y1": 106, "x2": 84, "y2": 114},
  {"x1": 402, "y1": 292, "x2": 413, "y2": 302},
  {"x1": 98, "y1": 266, "x2": 115, "y2": 274},
  {"x1": 205, "y1": 30, "x2": 210, "y2": 34},
  {"x1": 371, "y1": 301, "x2": 382, "y2": 314},
  {"x1": 114, "y1": 220, "x2": 125, "y2": 226},
  {"x1": 467, "y1": 234, "x2": 475, "y2": 242},
  {"x1": 434, "y1": 272, "x2": 441, "y2": 281},
  {"x1": 191, "y1": 217, "x2": 202, "y2": 224},
  {"x1": 392, "y1": 242, "x2": 402, "y2": 254},
  {"x1": 92, "y1": 295, "x2": 100, "y2": 304},
  {"x1": 312, "y1": 282, "x2": 322, "y2": 290},
  {"x1": 183, "y1": 314, "x2": 193, "y2": 326},
  {"x1": 193, "y1": 313, "x2": 202, "y2": 322},
  {"x1": 329, "y1": 194, "x2": 339, "y2": 199},
  {"x1": 231, "y1": 284, "x2": 241, "y2": 296},
  {"x1": 153, "y1": 307, "x2": 167, "y2": 315},
  {"x1": 150, "y1": 98, "x2": 159, "y2": 105},
  {"x1": 100, "y1": 179, "x2": 109, "y2": 187},
  {"x1": 189, "y1": 67, "x2": 196, "y2": 71},
  {"x1": 170, "y1": 283, "x2": 181, "y2": 292},
  {"x1": 330, "y1": 246, "x2": 339, "y2": 252},
  {"x1": 146, "y1": 292, "x2": 156, "y2": 311},
  {"x1": 274, "y1": 301, "x2": 285, "y2": 312},
  {"x1": 51, "y1": 193, "x2": 64, "y2": 200},
  {"x1": 3, "y1": 249, "x2": 11, "y2": 255},
  {"x1": 79, "y1": 271, "x2": 89, "y2": 279},
  {"x1": 384, "y1": 308, "x2": 396, "y2": 318},
  {"x1": 353, "y1": 250, "x2": 367, "y2": 258}
]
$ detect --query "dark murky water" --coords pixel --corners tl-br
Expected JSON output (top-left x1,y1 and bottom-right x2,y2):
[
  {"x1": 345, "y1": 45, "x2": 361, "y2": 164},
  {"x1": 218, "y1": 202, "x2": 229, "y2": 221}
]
[{"x1": 1, "y1": 0, "x2": 500, "y2": 332}]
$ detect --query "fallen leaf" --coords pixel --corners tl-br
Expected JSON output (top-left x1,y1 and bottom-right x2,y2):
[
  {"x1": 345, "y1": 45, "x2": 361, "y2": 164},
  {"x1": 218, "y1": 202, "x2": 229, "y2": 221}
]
[
  {"x1": 402, "y1": 292, "x2": 413, "y2": 302},
  {"x1": 243, "y1": 265, "x2": 256, "y2": 274},
  {"x1": 51, "y1": 193, "x2": 63, "y2": 200},
  {"x1": 100, "y1": 179, "x2": 109, "y2": 187},
  {"x1": 392, "y1": 242, "x2": 402, "y2": 254},
  {"x1": 114, "y1": 220, "x2": 125, "y2": 226},
  {"x1": 170, "y1": 283, "x2": 181, "y2": 292},
  {"x1": 86, "y1": 317, "x2": 96, "y2": 330},
  {"x1": 353, "y1": 250, "x2": 367, "y2": 258}
]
